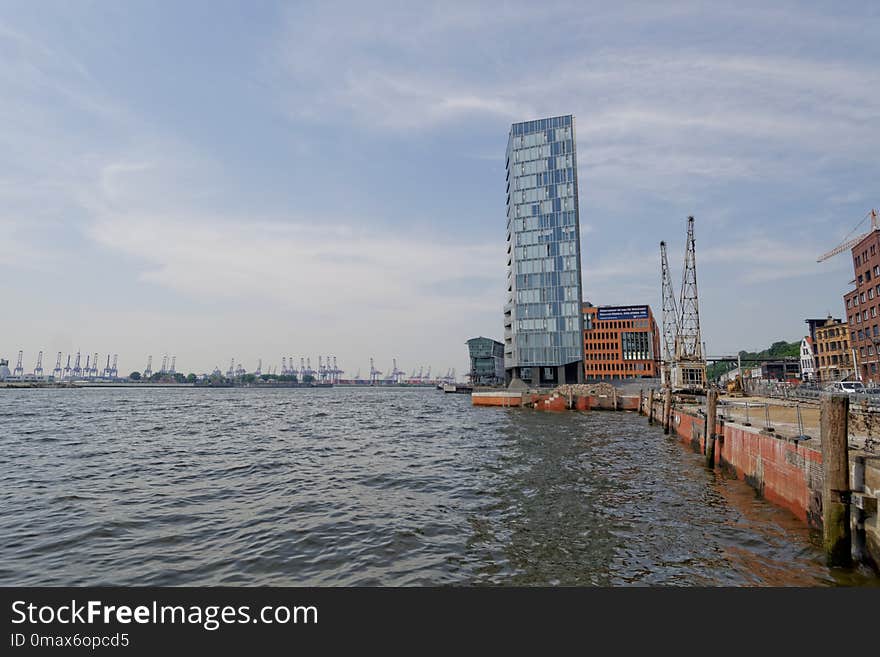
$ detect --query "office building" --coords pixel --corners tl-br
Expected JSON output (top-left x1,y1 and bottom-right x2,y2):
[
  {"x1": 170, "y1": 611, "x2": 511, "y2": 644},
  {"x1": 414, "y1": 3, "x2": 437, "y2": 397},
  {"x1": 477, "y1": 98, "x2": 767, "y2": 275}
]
[
  {"x1": 466, "y1": 337, "x2": 504, "y2": 386},
  {"x1": 504, "y1": 114, "x2": 584, "y2": 385},
  {"x1": 582, "y1": 303, "x2": 660, "y2": 380}
]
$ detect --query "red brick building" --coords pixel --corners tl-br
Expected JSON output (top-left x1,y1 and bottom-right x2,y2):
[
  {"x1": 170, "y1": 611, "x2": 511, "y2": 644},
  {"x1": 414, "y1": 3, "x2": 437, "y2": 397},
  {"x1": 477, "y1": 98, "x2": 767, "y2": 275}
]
[
  {"x1": 582, "y1": 303, "x2": 661, "y2": 380},
  {"x1": 844, "y1": 219, "x2": 880, "y2": 385}
]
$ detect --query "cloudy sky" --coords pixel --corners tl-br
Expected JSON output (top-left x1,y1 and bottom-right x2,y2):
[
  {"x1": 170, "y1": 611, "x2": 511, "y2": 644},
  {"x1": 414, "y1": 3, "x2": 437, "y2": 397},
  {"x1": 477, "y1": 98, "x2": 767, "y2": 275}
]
[{"x1": 1, "y1": 1, "x2": 878, "y2": 377}]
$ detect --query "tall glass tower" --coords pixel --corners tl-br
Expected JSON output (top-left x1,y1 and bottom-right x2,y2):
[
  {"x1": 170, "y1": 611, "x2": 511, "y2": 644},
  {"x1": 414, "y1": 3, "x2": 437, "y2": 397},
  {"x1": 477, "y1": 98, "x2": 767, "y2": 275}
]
[{"x1": 504, "y1": 115, "x2": 584, "y2": 385}]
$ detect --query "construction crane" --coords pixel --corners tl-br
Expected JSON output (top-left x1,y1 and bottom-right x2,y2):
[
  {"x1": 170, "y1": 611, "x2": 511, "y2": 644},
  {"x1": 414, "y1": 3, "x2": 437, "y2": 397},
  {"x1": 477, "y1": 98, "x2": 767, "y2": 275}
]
[
  {"x1": 13, "y1": 351, "x2": 23, "y2": 377},
  {"x1": 817, "y1": 209, "x2": 879, "y2": 262},
  {"x1": 52, "y1": 352, "x2": 62, "y2": 379},
  {"x1": 144, "y1": 355, "x2": 153, "y2": 379}
]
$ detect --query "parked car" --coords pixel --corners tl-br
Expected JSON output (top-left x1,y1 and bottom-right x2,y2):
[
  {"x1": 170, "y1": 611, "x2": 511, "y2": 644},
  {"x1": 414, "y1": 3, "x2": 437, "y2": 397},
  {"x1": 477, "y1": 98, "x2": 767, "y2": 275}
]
[{"x1": 825, "y1": 381, "x2": 866, "y2": 394}]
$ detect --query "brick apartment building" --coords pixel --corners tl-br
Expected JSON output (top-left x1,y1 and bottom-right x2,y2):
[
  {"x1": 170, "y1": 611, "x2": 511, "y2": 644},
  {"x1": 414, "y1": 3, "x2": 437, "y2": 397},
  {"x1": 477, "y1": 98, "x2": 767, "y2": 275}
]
[{"x1": 843, "y1": 218, "x2": 880, "y2": 385}]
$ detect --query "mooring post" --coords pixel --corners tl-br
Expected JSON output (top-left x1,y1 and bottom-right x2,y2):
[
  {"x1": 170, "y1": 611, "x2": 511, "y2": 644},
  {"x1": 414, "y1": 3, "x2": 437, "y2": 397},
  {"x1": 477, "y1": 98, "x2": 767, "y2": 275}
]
[
  {"x1": 705, "y1": 389, "x2": 718, "y2": 467},
  {"x1": 663, "y1": 388, "x2": 672, "y2": 435},
  {"x1": 612, "y1": 388, "x2": 618, "y2": 411},
  {"x1": 647, "y1": 389, "x2": 655, "y2": 424},
  {"x1": 820, "y1": 393, "x2": 851, "y2": 567}
]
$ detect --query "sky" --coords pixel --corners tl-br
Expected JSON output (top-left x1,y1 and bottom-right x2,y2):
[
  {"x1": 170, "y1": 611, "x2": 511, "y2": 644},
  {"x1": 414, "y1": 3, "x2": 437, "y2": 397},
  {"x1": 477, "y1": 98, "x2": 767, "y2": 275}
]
[{"x1": 1, "y1": 0, "x2": 878, "y2": 378}]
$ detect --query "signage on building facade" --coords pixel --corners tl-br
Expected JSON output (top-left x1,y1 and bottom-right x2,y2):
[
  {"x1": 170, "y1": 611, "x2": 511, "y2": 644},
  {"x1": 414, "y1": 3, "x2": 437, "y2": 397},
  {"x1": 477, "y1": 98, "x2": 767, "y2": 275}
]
[{"x1": 597, "y1": 305, "x2": 649, "y2": 321}]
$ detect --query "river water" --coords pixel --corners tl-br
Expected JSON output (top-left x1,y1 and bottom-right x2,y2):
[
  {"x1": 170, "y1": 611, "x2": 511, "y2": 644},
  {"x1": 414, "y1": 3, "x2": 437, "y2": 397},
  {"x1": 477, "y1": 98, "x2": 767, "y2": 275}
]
[{"x1": 0, "y1": 387, "x2": 875, "y2": 586}]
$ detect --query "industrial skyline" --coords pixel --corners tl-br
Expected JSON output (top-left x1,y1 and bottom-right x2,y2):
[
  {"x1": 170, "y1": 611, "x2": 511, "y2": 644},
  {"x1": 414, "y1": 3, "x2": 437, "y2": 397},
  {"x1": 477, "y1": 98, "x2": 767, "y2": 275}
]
[{"x1": 0, "y1": 347, "x2": 459, "y2": 385}]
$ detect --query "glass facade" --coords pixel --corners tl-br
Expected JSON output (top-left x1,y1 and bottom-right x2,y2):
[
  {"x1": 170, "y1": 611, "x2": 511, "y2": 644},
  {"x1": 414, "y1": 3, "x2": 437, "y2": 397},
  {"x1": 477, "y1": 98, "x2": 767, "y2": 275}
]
[{"x1": 504, "y1": 115, "x2": 584, "y2": 377}]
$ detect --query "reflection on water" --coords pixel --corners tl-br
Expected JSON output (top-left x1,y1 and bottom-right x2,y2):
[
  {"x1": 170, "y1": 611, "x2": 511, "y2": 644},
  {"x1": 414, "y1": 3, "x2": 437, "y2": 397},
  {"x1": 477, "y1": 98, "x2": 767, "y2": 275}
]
[{"x1": 0, "y1": 387, "x2": 875, "y2": 586}]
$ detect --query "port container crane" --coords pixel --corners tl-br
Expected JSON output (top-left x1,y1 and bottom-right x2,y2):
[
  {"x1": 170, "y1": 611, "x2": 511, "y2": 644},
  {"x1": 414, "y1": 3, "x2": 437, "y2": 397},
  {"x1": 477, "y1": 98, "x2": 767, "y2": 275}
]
[
  {"x1": 52, "y1": 352, "x2": 62, "y2": 379},
  {"x1": 13, "y1": 351, "x2": 23, "y2": 377}
]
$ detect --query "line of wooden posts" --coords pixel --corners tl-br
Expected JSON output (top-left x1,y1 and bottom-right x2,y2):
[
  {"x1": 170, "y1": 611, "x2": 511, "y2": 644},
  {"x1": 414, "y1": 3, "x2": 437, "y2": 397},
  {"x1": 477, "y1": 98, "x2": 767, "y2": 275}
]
[{"x1": 642, "y1": 387, "x2": 852, "y2": 567}]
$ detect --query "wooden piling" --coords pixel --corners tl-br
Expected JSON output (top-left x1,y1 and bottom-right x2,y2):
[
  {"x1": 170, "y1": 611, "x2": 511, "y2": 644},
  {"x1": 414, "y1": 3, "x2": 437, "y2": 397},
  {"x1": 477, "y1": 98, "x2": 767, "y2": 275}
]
[
  {"x1": 663, "y1": 388, "x2": 672, "y2": 435},
  {"x1": 647, "y1": 390, "x2": 655, "y2": 424},
  {"x1": 705, "y1": 389, "x2": 718, "y2": 467},
  {"x1": 612, "y1": 388, "x2": 618, "y2": 411},
  {"x1": 820, "y1": 393, "x2": 851, "y2": 566}
]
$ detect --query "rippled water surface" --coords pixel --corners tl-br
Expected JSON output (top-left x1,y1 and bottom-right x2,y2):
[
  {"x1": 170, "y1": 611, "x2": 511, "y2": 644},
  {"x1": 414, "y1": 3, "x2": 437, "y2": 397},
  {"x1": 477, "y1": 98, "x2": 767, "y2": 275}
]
[{"x1": 0, "y1": 387, "x2": 875, "y2": 586}]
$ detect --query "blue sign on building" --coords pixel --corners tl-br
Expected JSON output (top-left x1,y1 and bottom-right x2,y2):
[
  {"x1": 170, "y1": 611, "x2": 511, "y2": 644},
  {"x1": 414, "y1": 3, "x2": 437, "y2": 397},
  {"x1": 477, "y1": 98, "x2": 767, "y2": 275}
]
[{"x1": 597, "y1": 305, "x2": 649, "y2": 321}]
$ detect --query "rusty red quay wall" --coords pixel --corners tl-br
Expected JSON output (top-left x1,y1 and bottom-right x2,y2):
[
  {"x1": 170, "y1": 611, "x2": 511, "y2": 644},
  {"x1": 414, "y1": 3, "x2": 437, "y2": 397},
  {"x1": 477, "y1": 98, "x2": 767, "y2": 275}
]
[
  {"x1": 667, "y1": 406, "x2": 824, "y2": 527},
  {"x1": 473, "y1": 392, "x2": 645, "y2": 412}
]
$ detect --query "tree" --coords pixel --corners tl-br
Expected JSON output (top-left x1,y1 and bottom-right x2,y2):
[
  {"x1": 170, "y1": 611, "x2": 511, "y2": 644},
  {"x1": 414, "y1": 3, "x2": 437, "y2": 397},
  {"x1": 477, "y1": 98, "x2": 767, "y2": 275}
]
[
  {"x1": 186, "y1": 373, "x2": 197, "y2": 383},
  {"x1": 129, "y1": 371, "x2": 141, "y2": 381}
]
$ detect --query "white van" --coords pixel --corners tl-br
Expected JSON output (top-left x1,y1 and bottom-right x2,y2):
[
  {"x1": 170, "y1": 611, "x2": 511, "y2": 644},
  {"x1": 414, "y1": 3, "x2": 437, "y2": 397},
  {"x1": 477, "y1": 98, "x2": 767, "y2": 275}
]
[{"x1": 826, "y1": 381, "x2": 866, "y2": 394}]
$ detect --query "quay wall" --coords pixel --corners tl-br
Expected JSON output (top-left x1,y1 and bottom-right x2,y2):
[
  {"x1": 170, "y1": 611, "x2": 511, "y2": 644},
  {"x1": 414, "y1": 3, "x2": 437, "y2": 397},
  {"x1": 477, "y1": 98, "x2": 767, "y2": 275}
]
[{"x1": 663, "y1": 404, "x2": 823, "y2": 526}]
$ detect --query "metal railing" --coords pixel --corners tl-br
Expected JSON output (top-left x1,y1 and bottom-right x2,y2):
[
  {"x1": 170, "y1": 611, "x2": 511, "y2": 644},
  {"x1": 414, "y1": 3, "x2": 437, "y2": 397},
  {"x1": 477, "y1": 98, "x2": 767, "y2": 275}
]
[{"x1": 711, "y1": 397, "x2": 877, "y2": 451}]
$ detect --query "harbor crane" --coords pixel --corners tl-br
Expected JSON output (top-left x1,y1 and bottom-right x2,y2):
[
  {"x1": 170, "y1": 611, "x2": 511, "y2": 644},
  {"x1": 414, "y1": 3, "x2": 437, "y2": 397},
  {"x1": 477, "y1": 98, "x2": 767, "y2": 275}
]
[
  {"x1": 226, "y1": 359, "x2": 235, "y2": 379},
  {"x1": 72, "y1": 351, "x2": 82, "y2": 378},
  {"x1": 369, "y1": 358, "x2": 382, "y2": 384},
  {"x1": 110, "y1": 354, "x2": 118, "y2": 378},
  {"x1": 91, "y1": 352, "x2": 99, "y2": 378},
  {"x1": 254, "y1": 358, "x2": 261, "y2": 377},
  {"x1": 34, "y1": 351, "x2": 43, "y2": 378},
  {"x1": 83, "y1": 354, "x2": 91, "y2": 379},
  {"x1": 13, "y1": 351, "x2": 23, "y2": 377},
  {"x1": 63, "y1": 354, "x2": 72, "y2": 379},
  {"x1": 160, "y1": 355, "x2": 168, "y2": 375},
  {"x1": 281, "y1": 357, "x2": 288, "y2": 375},
  {"x1": 817, "y1": 209, "x2": 879, "y2": 262},
  {"x1": 387, "y1": 358, "x2": 405, "y2": 383},
  {"x1": 169, "y1": 356, "x2": 176, "y2": 375},
  {"x1": 52, "y1": 352, "x2": 62, "y2": 379},
  {"x1": 103, "y1": 355, "x2": 112, "y2": 379},
  {"x1": 660, "y1": 216, "x2": 707, "y2": 393},
  {"x1": 144, "y1": 355, "x2": 153, "y2": 379}
]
